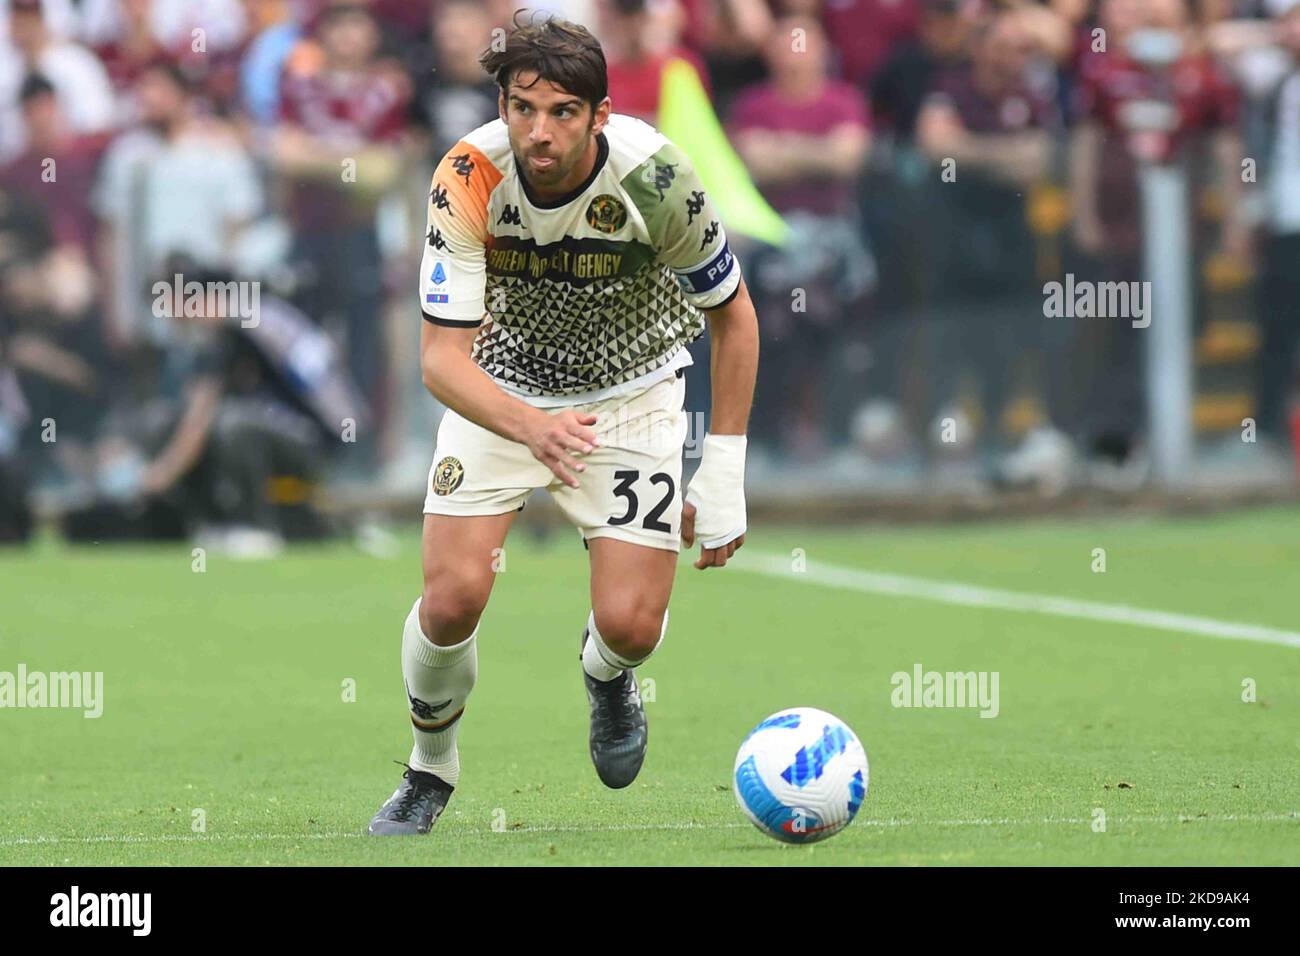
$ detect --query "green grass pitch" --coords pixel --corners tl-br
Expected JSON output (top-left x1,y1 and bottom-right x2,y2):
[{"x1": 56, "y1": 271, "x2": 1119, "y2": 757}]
[{"x1": 1, "y1": 506, "x2": 1297, "y2": 866}]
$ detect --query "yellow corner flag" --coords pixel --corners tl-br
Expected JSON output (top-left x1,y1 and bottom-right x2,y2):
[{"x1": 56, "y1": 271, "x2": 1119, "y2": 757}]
[{"x1": 657, "y1": 57, "x2": 789, "y2": 248}]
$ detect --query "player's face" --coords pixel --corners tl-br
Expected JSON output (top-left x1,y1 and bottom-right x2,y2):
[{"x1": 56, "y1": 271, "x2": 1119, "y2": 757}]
[{"x1": 501, "y1": 73, "x2": 609, "y2": 195}]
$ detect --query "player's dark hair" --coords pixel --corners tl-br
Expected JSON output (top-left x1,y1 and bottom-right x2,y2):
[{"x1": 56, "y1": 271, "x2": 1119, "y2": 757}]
[{"x1": 479, "y1": 10, "x2": 608, "y2": 111}]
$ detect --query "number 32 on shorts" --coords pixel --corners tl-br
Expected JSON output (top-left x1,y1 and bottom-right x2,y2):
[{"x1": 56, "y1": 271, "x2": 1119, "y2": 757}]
[{"x1": 607, "y1": 469, "x2": 677, "y2": 533}]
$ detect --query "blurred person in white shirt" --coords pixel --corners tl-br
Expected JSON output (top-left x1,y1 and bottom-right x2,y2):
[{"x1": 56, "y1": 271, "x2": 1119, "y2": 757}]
[{"x1": 0, "y1": 0, "x2": 114, "y2": 161}]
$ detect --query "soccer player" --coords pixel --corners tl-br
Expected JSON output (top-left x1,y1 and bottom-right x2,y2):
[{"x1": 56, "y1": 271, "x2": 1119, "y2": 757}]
[{"x1": 368, "y1": 14, "x2": 759, "y2": 835}]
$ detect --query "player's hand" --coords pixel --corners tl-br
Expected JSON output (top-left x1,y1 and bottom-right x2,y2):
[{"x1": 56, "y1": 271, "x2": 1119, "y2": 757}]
[
  {"x1": 524, "y1": 409, "x2": 599, "y2": 489},
  {"x1": 681, "y1": 500, "x2": 745, "y2": 569}
]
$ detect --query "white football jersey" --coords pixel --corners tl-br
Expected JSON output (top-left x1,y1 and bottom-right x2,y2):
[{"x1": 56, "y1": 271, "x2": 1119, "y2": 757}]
[{"x1": 418, "y1": 113, "x2": 742, "y2": 406}]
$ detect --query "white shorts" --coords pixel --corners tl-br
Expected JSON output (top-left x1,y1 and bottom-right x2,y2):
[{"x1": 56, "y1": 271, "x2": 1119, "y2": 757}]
[{"x1": 423, "y1": 372, "x2": 688, "y2": 552}]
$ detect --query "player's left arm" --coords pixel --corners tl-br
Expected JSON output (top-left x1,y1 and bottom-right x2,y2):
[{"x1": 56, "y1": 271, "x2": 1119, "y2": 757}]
[
  {"x1": 647, "y1": 143, "x2": 757, "y2": 568},
  {"x1": 682, "y1": 276, "x2": 760, "y2": 569},
  {"x1": 642, "y1": 140, "x2": 759, "y2": 561}
]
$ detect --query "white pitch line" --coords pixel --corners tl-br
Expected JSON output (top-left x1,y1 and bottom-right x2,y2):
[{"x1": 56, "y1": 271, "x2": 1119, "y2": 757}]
[
  {"x1": 737, "y1": 553, "x2": 1300, "y2": 650},
  {"x1": 3, "y1": 813, "x2": 1295, "y2": 846},
  {"x1": 485, "y1": 813, "x2": 1300, "y2": 833}
]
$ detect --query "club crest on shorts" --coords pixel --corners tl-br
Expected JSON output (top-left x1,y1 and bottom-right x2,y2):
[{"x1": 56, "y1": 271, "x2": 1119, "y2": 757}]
[
  {"x1": 585, "y1": 194, "x2": 627, "y2": 234},
  {"x1": 432, "y1": 456, "x2": 464, "y2": 496}
]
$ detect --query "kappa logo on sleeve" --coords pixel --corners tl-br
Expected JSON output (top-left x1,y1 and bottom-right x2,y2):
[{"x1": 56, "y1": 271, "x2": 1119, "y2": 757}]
[
  {"x1": 699, "y1": 220, "x2": 719, "y2": 252},
  {"x1": 640, "y1": 159, "x2": 678, "y2": 201},
  {"x1": 430, "y1": 182, "x2": 454, "y2": 216},
  {"x1": 685, "y1": 189, "x2": 705, "y2": 225},
  {"x1": 449, "y1": 153, "x2": 475, "y2": 183}
]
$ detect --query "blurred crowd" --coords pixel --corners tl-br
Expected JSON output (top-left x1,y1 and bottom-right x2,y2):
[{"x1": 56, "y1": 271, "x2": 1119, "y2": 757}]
[{"x1": 0, "y1": 0, "x2": 1298, "y2": 545}]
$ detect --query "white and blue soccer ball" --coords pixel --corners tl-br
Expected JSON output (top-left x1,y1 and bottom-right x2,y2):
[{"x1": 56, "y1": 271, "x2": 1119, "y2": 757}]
[{"x1": 733, "y1": 707, "x2": 869, "y2": 844}]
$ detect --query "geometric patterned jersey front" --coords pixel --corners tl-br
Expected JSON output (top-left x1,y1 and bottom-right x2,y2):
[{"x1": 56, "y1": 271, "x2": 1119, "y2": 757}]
[{"x1": 418, "y1": 113, "x2": 742, "y2": 407}]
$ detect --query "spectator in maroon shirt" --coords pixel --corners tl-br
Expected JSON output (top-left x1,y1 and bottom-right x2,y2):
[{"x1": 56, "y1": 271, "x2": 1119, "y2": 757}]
[
  {"x1": 871, "y1": 0, "x2": 974, "y2": 142},
  {"x1": 0, "y1": 0, "x2": 116, "y2": 162},
  {"x1": 91, "y1": 0, "x2": 167, "y2": 95},
  {"x1": 822, "y1": 0, "x2": 923, "y2": 87},
  {"x1": 918, "y1": 10, "x2": 1056, "y2": 191},
  {"x1": 729, "y1": 16, "x2": 875, "y2": 456},
  {"x1": 273, "y1": 3, "x2": 410, "y2": 217},
  {"x1": 675, "y1": 0, "x2": 774, "y2": 118},
  {"x1": 600, "y1": 0, "x2": 713, "y2": 123},
  {"x1": 408, "y1": 0, "x2": 503, "y2": 162},
  {"x1": 1071, "y1": 0, "x2": 1247, "y2": 262},
  {"x1": 365, "y1": 0, "x2": 453, "y2": 66},
  {"x1": 915, "y1": 10, "x2": 1057, "y2": 461},
  {"x1": 0, "y1": 76, "x2": 111, "y2": 472},
  {"x1": 1253, "y1": 0, "x2": 1300, "y2": 450},
  {"x1": 916, "y1": 8, "x2": 1055, "y2": 295},
  {"x1": 729, "y1": 17, "x2": 873, "y2": 217},
  {"x1": 1, "y1": 73, "x2": 109, "y2": 257},
  {"x1": 90, "y1": 0, "x2": 250, "y2": 114},
  {"x1": 270, "y1": 1, "x2": 412, "y2": 468},
  {"x1": 1067, "y1": 0, "x2": 1247, "y2": 470}
]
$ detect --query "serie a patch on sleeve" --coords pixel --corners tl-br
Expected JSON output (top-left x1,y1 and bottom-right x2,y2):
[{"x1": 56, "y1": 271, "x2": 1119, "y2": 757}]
[{"x1": 425, "y1": 259, "x2": 450, "y2": 305}]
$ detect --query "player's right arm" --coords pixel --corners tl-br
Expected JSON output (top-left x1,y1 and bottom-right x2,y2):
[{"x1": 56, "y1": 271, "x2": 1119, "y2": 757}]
[
  {"x1": 418, "y1": 147, "x2": 596, "y2": 487},
  {"x1": 419, "y1": 321, "x2": 597, "y2": 488}
]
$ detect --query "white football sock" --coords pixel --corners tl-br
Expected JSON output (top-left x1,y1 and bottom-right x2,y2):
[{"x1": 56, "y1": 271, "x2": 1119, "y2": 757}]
[
  {"x1": 402, "y1": 598, "x2": 477, "y2": 787},
  {"x1": 581, "y1": 609, "x2": 667, "y2": 681}
]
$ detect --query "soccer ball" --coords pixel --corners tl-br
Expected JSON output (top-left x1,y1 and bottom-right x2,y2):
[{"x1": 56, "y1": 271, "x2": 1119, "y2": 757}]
[{"x1": 733, "y1": 707, "x2": 869, "y2": 844}]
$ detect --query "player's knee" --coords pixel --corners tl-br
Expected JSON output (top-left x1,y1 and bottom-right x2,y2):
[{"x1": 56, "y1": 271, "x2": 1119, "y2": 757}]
[
  {"x1": 419, "y1": 574, "x2": 490, "y2": 643},
  {"x1": 593, "y1": 604, "x2": 665, "y2": 663}
]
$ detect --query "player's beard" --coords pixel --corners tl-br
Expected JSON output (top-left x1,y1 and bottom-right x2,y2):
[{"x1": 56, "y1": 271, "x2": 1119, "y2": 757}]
[
  {"x1": 516, "y1": 127, "x2": 592, "y2": 192},
  {"x1": 518, "y1": 148, "x2": 569, "y2": 189}
]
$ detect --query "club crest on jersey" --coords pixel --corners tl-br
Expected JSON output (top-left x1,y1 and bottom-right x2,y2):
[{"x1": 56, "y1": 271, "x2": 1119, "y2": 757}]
[
  {"x1": 585, "y1": 194, "x2": 627, "y2": 234},
  {"x1": 432, "y1": 456, "x2": 464, "y2": 496}
]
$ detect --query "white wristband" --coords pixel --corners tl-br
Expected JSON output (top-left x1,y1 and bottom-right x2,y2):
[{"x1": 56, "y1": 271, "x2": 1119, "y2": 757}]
[{"x1": 685, "y1": 433, "x2": 748, "y2": 549}]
